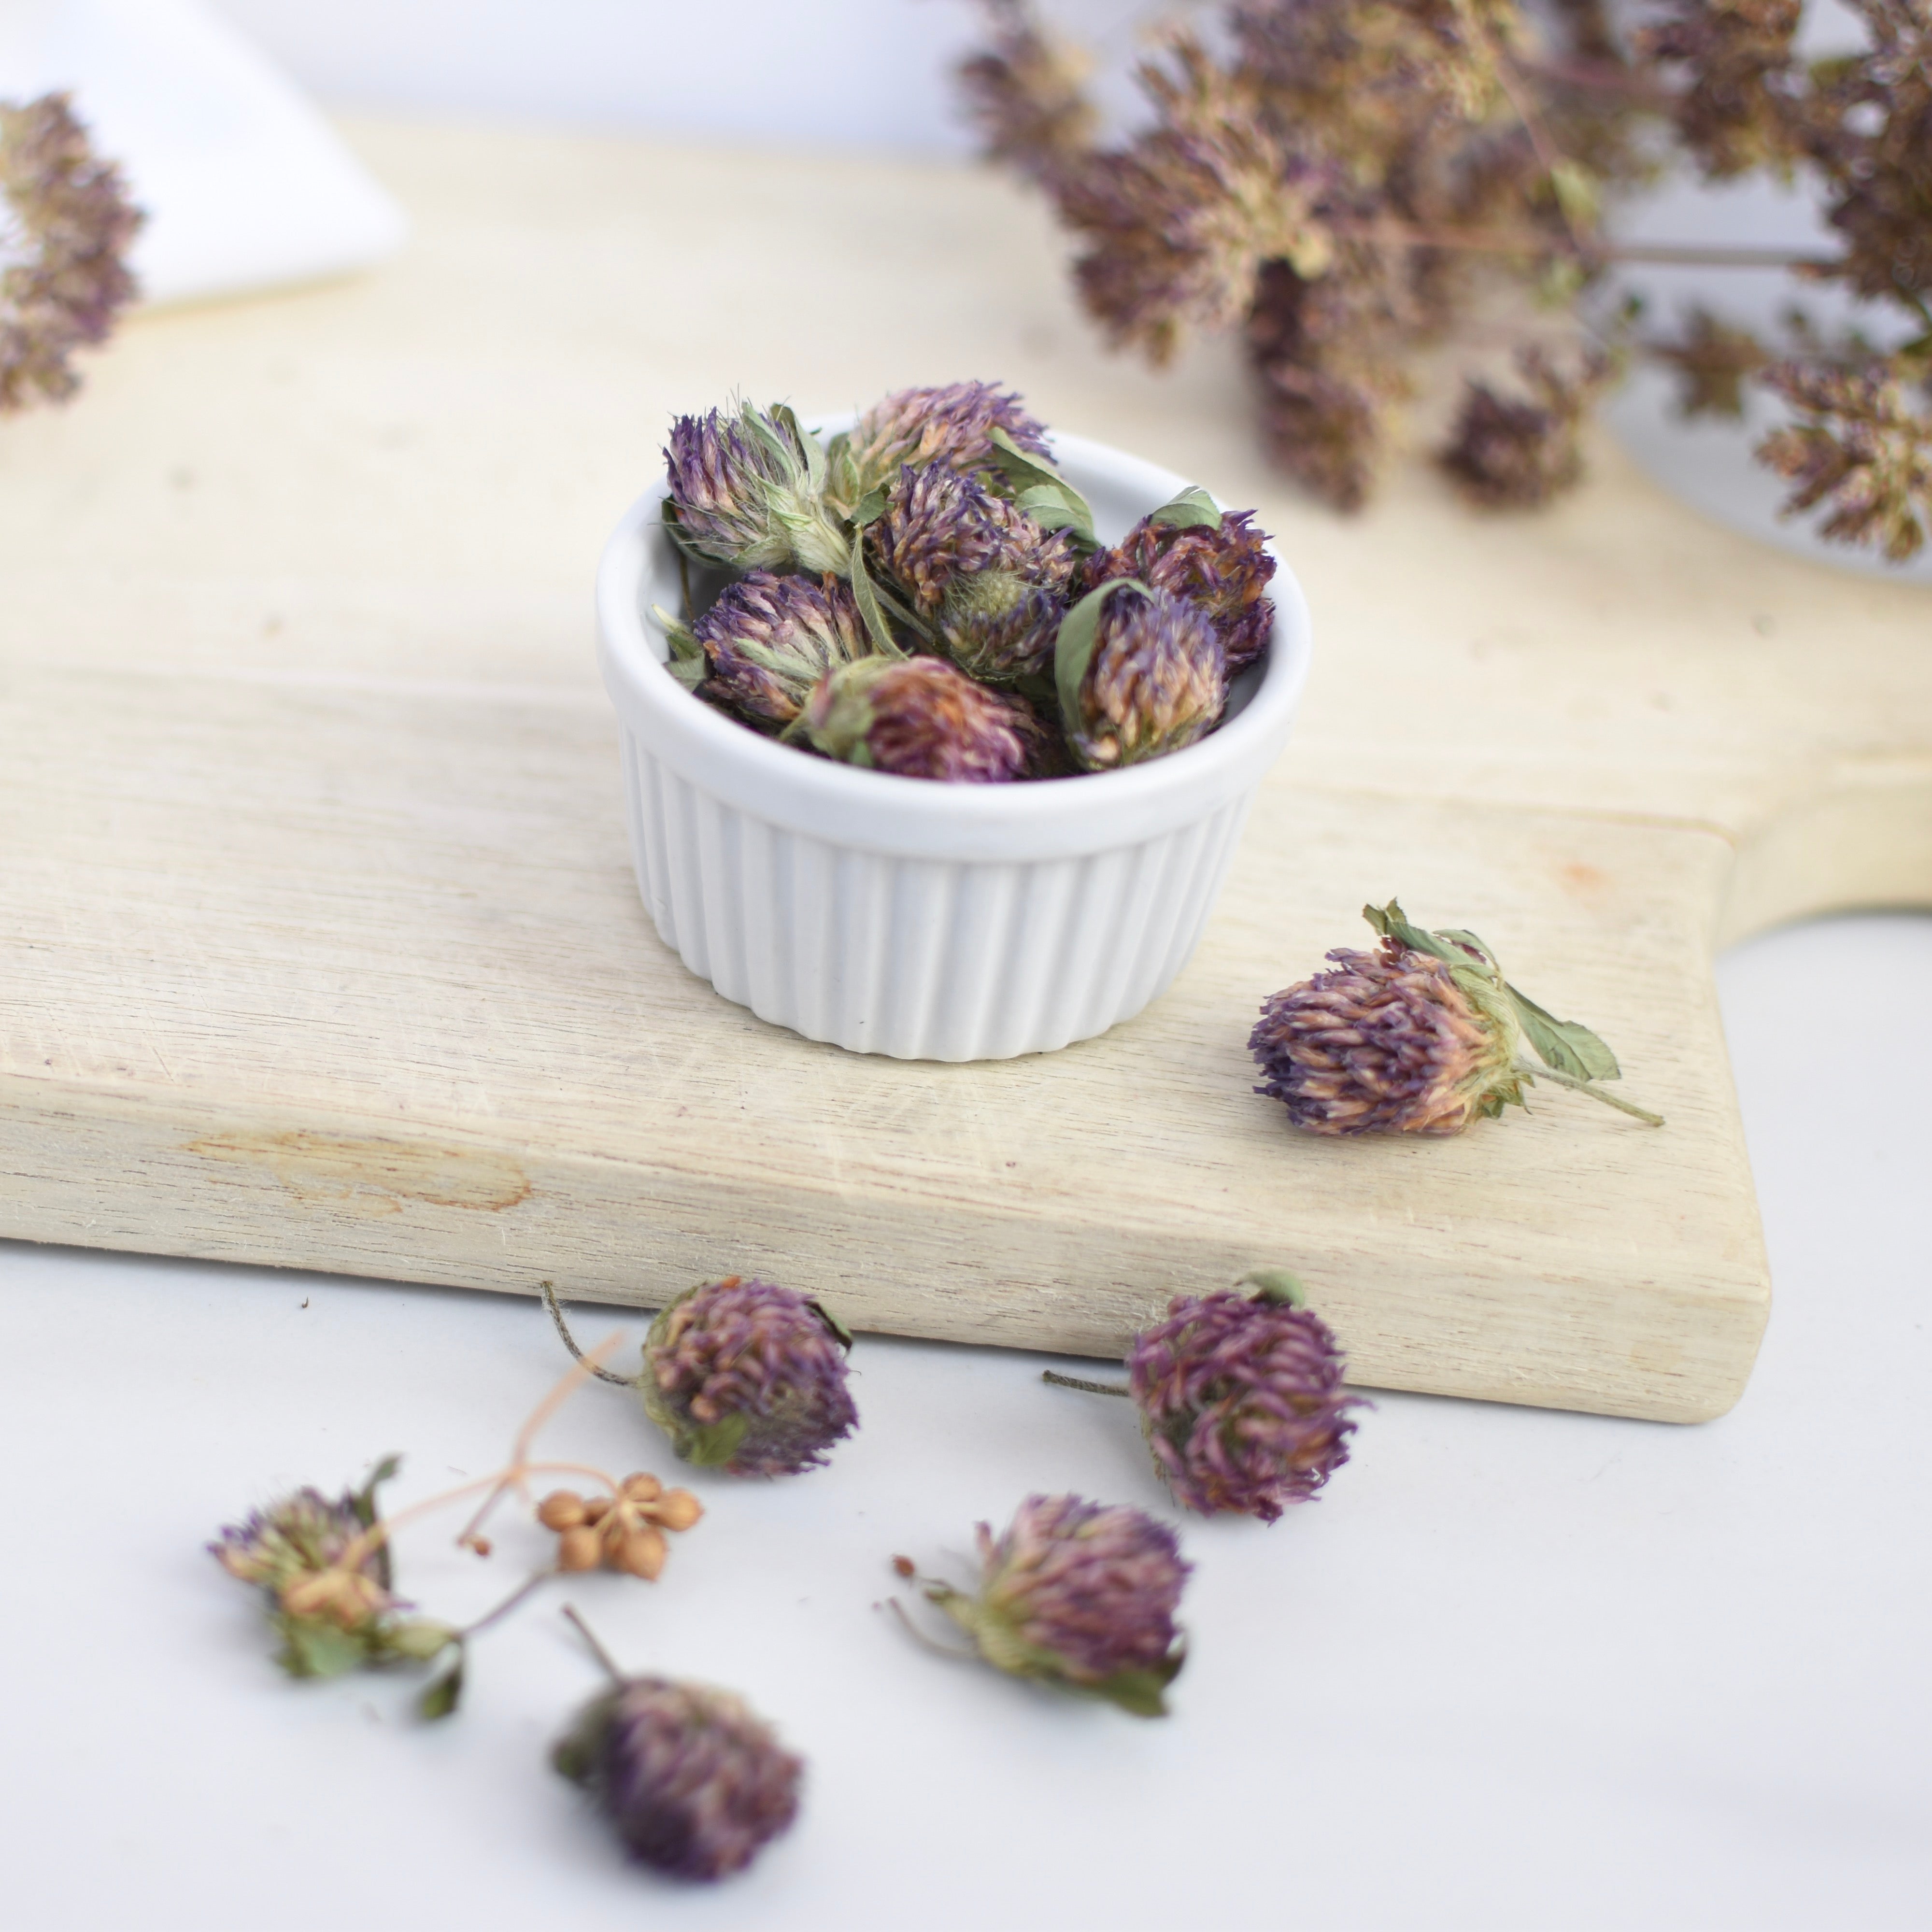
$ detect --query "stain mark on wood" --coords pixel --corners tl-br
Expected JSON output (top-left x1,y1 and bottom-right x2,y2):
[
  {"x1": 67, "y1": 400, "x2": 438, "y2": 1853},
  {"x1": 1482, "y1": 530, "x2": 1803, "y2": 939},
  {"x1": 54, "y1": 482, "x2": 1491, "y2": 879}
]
[{"x1": 187, "y1": 1131, "x2": 532, "y2": 1218}]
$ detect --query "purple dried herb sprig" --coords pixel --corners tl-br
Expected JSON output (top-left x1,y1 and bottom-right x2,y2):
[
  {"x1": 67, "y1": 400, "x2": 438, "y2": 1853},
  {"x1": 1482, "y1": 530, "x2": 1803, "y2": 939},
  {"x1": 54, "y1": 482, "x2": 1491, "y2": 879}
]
[
  {"x1": 1084, "y1": 488, "x2": 1277, "y2": 674},
  {"x1": 660, "y1": 571, "x2": 874, "y2": 728},
  {"x1": 801, "y1": 654, "x2": 1044, "y2": 782},
  {"x1": 1249, "y1": 899, "x2": 1663, "y2": 1136},
  {"x1": 544, "y1": 1278, "x2": 858, "y2": 1477},
  {"x1": 1757, "y1": 358, "x2": 1932, "y2": 564},
  {"x1": 554, "y1": 1608, "x2": 802, "y2": 1882},
  {"x1": 1055, "y1": 577, "x2": 1225, "y2": 770},
  {"x1": 0, "y1": 92, "x2": 143, "y2": 414},
  {"x1": 892, "y1": 1494, "x2": 1189, "y2": 1717},
  {"x1": 1047, "y1": 1270, "x2": 1363, "y2": 1521}
]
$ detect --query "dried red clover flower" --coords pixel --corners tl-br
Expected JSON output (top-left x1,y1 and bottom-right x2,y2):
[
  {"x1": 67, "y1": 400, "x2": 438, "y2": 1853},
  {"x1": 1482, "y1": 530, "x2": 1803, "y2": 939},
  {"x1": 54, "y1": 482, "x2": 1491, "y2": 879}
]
[
  {"x1": 803, "y1": 654, "x2": 1042, "y2": 781},
  {"x1": 1085, "y1": 497, "x2": 1277, "y2": 674},
  {"x1": 0, "y1": 92, "x2": 142, "y2": 414},
  {"x1": 1439, "y1": 348, "x2": 1613, "y2": 510},
  {"x1": 900, "y1": 1494, "x2": 1190, "y2": 1717},
  {"x1": 641, "y1": 1277, "x2": 857, "y2": 1475},
  {"x1": 543, "y1": 1278, "x2": 857, "y2": 1476},
  {"x1": 934, "y1": 573, "x2": 1065, "y2": 685},
  {"x1": 1249, "y1": 899, "x2": 1662, "y2": 1136},
  {"x1": 865, "y1": 462, "x2": 1075, "y2": 616},
  {"x1": 829, "y1": 378, "x2": 1055, "y2": 511},
  {"x1": 1757, "y1": 357, "x2": 1932, "y2": 563},
  {"x1": 213, "y1": 1485, "x2": 382, "y2": 1605},
  {"x1": 1057, "y1": 580, "x2": 1225, "y2": 770},
  {"x1": 661, "y1": 571, "x2": 873, "y2": 728},
  {"x1": 1126, "y1": 1272, "x2": 1361, "y2": 1521},
  {"x1": 212, "y1": 1460, "x2": 455, "y2": 1678},
  {"x1": 554, "y1": 1671, "x2": 802, "y2": 1881},
  {"x1": 662, "y1": 401, "x2": 849, "y2": 577}
]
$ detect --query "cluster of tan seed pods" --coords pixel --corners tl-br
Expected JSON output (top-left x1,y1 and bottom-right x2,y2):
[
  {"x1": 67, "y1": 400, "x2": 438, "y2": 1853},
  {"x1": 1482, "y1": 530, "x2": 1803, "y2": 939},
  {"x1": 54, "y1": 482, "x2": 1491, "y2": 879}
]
[{"x1": 536, "y1": 1475, "x2": 704, "y2": 1580}]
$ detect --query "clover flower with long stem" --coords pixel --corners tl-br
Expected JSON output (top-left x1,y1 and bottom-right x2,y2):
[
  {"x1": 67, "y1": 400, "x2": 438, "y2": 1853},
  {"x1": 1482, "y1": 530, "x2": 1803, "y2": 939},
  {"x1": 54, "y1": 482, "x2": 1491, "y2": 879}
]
[
  {"x1": 1045, "y1": 1270, "x2": 1364, "y2": 1522},
  {"x1": 1249, "y1": 898, "x2": 1664, "y2": 1136},
  {"x1": 214, "y1": 1338, "x2": 702, "y2": 1713},
  {"x1": 890, "y1": 1494, "x2": 1190, "y2": 1717},
  {"x1": 553, "y1": 1606, "x2": 804, "y2": 1882}
]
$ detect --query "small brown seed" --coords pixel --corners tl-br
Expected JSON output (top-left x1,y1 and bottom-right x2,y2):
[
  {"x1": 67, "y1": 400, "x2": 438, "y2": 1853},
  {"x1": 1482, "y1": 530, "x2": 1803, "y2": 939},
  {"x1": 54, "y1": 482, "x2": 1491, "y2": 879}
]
[
  {"x1": 647, "y1": 1488, "x2": 703, "y2": 1533},
  {"x1": 620, "y1": 1472, "x2": 663, "y2": 1503},
  {"x1": 536, "y1": 1491, "x2": 587, "y2": 1531},
  {"x1": 556, "y1": 1525, "x2": 602, "y2": 1572},
  {"x1": 470, "y1": 1536, "x2": 493, "y2": 1558},
  {"x1": 614, "y1": 1526, "x2": 668, "y2": 1580}
]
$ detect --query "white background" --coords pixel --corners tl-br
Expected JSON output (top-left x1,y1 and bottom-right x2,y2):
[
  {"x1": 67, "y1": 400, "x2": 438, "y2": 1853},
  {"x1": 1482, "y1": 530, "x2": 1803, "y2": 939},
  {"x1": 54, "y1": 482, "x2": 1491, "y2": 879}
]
[{"x1": 5, "y1": 6, "x2": 1931, "y2": 1927}]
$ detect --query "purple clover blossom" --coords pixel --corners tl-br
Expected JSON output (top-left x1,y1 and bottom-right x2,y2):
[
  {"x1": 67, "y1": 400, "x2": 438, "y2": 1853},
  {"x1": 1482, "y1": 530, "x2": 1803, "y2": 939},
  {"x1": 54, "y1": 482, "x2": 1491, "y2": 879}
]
[
  {"x1": 669, "y1": 571, "x2": 872, "y2": 728},
  {"x1": 1249, "y1": 940, "x2": 1516, "y2": 1136},
  {"x1": 803, "y1": 655, "x2": 1041, "y2": 782},
  {"x1": 641, "y1": 1278, "x2": 857, "y2": 1477},
  {"x1": 1127, "y1": 1282, "x2": 1362, "y2": 1521},
  {"x1": 1085, "y1": 509, "x2": 1277, "y2": 674},
  {"x1": 913, "y1": 1494, "x2": 1190, "y2": 1716},
  {"x1": 0, "y1": 93, "x2": 142, "y2": 414},
  {"x1": 866, "y1": 464, "x2": 1075, "y2": 616},
  {"x1": 662, "y1": 402, "x2": 848, "y2": 576},
  {"x1": 1066, "y1": 584, "x2": 1225, "y2": 769},
  {"x1": 836, "y1": 379, "x2": 1054, "y2": 505},
  {"x1": 553, "y1": 1677, "x2": 802, "y2": 1881},
  {"x1": 936, "y1": 574, "x2": 1065, "y2": 686}
]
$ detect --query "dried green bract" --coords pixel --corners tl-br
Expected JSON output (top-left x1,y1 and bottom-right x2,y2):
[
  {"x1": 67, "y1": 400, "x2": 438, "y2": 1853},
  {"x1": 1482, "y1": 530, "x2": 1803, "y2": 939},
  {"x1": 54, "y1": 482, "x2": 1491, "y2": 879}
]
[{"x1": 1249, "y1": 899, "x2": 1663, "y2": 1136}]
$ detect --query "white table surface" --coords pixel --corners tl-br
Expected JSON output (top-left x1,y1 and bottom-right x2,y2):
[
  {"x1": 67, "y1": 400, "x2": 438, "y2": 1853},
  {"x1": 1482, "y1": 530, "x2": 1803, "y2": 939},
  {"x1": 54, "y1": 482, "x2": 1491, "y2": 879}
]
[{"x1": 2, "y1": 911, "x2": 1927, "y2": 1932}]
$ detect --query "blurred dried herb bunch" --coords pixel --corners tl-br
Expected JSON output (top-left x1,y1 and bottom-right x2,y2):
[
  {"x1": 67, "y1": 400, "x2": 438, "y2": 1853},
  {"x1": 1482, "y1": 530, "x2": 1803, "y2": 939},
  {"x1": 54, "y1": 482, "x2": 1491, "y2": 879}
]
[
  {"x1": 0, "y1": 93, "x2": 142, "y2": 415},
  {"x1": 962, "y1": 0, "x2": 1932, "y2": 561}
]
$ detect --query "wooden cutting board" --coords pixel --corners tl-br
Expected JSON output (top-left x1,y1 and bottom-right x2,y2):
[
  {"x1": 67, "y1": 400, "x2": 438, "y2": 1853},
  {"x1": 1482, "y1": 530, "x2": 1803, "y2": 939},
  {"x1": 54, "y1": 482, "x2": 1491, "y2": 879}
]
[{"x1": 3, "y1": 123, "x2": 1927, "y2": 1423}]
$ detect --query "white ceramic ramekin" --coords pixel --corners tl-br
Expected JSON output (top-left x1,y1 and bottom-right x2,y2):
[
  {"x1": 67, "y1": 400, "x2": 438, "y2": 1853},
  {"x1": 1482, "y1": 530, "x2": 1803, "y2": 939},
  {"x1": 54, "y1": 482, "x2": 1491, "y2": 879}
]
[{"x1": 595, "y1": 424, "x2": 1312, "y2": 1061}]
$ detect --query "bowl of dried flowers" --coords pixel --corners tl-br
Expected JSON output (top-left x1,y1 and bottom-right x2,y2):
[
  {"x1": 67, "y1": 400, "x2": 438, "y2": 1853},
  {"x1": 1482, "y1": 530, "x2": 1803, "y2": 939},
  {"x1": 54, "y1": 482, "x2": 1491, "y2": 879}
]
[{"x1": 596, "y1": 381, "x2": 1311, "y2": 1061}]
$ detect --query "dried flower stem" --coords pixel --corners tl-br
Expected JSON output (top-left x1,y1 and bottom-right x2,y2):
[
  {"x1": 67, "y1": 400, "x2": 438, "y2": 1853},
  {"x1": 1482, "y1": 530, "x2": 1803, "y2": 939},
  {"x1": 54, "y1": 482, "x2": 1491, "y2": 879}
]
[
  {"x1": 330, "y1": 1341, "x2": 637, "y2": 1572},
  {"x1": 1513, "y1": 1056, "x2": 1665, "y2": 1125},
  {"x1": 458, "y1": 1569, "x2": 556, "y2": 1642},
  {"x1": 1041, "y1": 1370, "x2": 1131, "y2": 1396},
  {"x1": 541, "y1": 1281, "x2": 636, "y2": 1387},
  {"x1": 561, "y1": 1603, "x2": 627, "y2": 1685},
  {"x1": 882, "y1": 1595, "x2": 979, "y2": 1661},
  {"x1": 1327, "y1": 216, "x2": 1832, "y2": 270}
]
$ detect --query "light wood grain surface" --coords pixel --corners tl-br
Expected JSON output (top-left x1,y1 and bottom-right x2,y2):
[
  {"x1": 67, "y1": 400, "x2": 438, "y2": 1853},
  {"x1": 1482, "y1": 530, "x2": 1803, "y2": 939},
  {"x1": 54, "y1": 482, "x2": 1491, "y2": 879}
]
[{"x1": 3, "y1": 122, "x2": 1928, "y2": 1422}]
